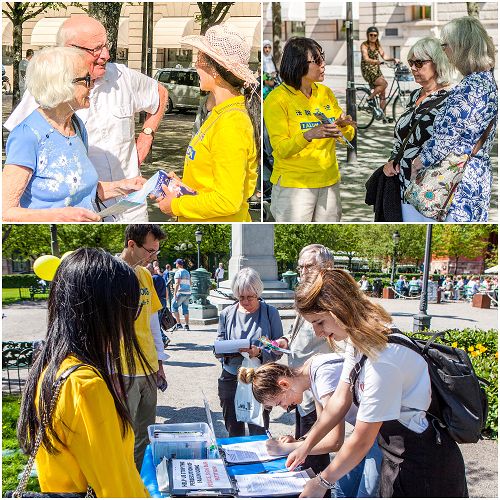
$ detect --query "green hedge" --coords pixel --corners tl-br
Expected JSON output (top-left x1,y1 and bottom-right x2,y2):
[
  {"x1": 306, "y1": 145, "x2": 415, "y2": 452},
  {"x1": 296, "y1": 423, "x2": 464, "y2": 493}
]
[
  {"x1": 2, "y1": 274, "x2": 39, "y2": 288},
  {"x1": 412, "y1": 328, "x2": 498, "y2": 438}
]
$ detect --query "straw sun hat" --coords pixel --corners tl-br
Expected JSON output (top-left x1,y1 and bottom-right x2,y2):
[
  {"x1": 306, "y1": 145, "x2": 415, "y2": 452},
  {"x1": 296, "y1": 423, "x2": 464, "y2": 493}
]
[{"x1": 182, "y1": 23, "x2": 258, "y2": 86}]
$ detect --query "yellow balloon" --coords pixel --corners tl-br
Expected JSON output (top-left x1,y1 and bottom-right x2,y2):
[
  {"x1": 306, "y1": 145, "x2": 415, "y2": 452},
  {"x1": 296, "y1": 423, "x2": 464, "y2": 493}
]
[
  {"x1": 61, "y1": 251, "x2": 74, "y2": 260},
  {"x1": 33, "y1": 255, "x2": 61, "y2": 281}
]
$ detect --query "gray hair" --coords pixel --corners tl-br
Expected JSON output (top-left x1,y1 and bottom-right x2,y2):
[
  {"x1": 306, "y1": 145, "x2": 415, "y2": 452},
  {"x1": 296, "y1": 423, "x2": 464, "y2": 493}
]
[
  {"x1": 231, "y1": 267, "x2": 263, "y2": 299},
  {"x1": 408, "y1": 36, "x2": 454, "y2": 85},
  {"x1": 26, "y1": 47, "x2": 86, "y2": 109},
  {"x1": 298, "y1": 244, "x2": 334, "y2": 267},
  {"x1": 441, "y1": 16, "x2": 495, "y2": 75}
]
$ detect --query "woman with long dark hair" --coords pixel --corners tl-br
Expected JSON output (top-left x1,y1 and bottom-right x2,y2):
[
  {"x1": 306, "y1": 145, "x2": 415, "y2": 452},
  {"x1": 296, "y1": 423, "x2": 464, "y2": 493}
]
[
  {"x1": 285, "y1": 268, "x2": 467, "y2": 498},
  {"x1": 17, "y1": 248, "x2": 151, "y2": 497},
  {"x1": 157, "y1": 23, "x2": 260, "y2": 222}
]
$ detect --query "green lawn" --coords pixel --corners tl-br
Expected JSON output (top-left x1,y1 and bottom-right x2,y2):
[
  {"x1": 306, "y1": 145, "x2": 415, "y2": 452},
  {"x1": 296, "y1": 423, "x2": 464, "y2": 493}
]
[
  {"x1": 2, "y1": 395, "x2": 40, "y2": 495},
  {"x1": 2, "y1": 288, "x2": 22, "y2": 306}
]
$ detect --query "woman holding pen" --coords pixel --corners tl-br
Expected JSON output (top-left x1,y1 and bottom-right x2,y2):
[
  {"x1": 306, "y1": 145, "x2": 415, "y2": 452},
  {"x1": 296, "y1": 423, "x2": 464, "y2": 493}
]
[
  {"x1": 285, "y1": 268, "x2": 467, "y2": 498},
  {"x1": 263, "y1": 37, "x2": 356, "y2": 223}
]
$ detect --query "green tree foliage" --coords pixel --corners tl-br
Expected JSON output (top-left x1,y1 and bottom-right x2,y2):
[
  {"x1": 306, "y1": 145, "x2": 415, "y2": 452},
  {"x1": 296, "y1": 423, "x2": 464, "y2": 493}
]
[{"x1": 196, "y1": 2, "x2": 234, "y2": 34}]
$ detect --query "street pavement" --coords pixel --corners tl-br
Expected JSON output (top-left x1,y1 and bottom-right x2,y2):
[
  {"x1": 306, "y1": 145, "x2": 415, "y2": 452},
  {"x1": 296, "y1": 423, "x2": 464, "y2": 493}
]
[{"x1": 2, "y1": 298, "x2": 497, "y2": 498}]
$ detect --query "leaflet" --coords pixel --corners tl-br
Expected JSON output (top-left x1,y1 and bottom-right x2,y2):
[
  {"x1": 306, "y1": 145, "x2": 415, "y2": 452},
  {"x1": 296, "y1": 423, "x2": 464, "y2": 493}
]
[
  {"x1": 234, "y1": 469, "x2": 315, "y2": 497},
  {"x1": 214, "y1": 339, "x2": 250, "y2": 355},
  {"x1": 220, "y1": 439, "x2": 286, "y2": 464},
  {"x1": 259, "y1": 336, "x2": 292, "y2": 355}
]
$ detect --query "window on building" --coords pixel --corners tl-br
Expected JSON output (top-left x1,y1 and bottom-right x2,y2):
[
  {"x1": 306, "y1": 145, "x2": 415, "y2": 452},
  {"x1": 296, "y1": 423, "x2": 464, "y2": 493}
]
[
  {"x1": 385, "y1": 28, "x2": 398, "y2": 37},
  {"x1": 413, "y1": 5, "x2": 431, "y2": 20},
  {"x1": 391, "y1": 46, "x2": 401, "y2": 59},
  {"x1": 2, "y1": 45, "x2": 14, "y2": 65},
  {"x1": 11, "y1": 259, "x2": 30, "y2": 273},
  {"x1": 283, "y1": 21, "x2": 305, "y2": 39},
  {"x1": 336, "y1": 20, "x2": 360, "y2": 41},
  {"x1": 116, "y1": 47, "x2": 128, "y2": 66}
]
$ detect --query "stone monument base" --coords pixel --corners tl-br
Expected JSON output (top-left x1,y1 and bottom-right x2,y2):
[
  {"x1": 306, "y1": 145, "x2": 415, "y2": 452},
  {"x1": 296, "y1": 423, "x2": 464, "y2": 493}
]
[{"x1": 188, "y1": 303, "x2": 219, "y2": 325}]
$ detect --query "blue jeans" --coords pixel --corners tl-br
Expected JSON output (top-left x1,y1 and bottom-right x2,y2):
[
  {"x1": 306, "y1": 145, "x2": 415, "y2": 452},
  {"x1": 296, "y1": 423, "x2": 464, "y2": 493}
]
[{"x1": 333, "y1": 441, "x2": 382, "y2": 498}]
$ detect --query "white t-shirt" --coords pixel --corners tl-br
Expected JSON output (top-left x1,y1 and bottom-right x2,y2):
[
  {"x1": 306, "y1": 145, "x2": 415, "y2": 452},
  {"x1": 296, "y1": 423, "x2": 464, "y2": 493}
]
[
  {"x1": 214, "y1": 267, "x2": 225, "y2": 280},
  {"x1": 308, "y1": 353, "x2": 358, "y2": 427},
  {"x1": 340, "y1": 333, "x2": 431, "y2": 433},
  {"x1": 4, "y1": 63, "x2": 159, "y2": 222}
]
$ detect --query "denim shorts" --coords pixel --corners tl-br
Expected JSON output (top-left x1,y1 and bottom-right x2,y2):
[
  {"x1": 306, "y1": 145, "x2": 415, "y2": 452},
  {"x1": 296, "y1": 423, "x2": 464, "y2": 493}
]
[{"x1": 172, "y1": 294, "x2": 190, "y2": 314}]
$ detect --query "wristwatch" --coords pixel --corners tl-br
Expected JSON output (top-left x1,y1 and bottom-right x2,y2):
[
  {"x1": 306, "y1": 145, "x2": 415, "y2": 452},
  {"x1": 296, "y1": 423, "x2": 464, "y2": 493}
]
[
  {"x1": 141, "y1": 127, "x2": 155, "y2": 138},
  {"x1": 317, "y1": 472, "x2": 335, "y2": 490}
]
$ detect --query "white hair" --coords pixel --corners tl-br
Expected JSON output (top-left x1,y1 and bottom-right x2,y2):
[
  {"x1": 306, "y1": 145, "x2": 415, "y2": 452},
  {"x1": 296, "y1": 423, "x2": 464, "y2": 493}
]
[
  {"x1": 441, "y1": 16, "x2": 495, "y2": 75},
  {"x1": 408, "y1": 36, "x2": 454, "y2": 85},
  {"x1": 231, "y1": 267, "x2": 264, "y2": 299},
  {"x1": 26, "y1": 47, "x2": 87, "y2": 109},
  {"x1": 298, "y1": 244, "x2": 334, "y2": 267}
]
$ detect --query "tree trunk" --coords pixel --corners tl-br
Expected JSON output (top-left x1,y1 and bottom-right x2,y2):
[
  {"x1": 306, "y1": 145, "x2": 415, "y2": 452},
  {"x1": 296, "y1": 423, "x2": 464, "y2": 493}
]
[
  {"x1": 11, "y1": 12, "x2": 23, "y2": 105},
  {"x1": 197, "y1": 2, "x2": 234, "y2": 35},
  {"x1": 50, "y1": 225, "x2": 60, "y2": 257},
  {"x1": 466, "y1": 2, "x2": 480, "y2": 17},
  {"x1": 454, "y1": 256, "x2": 459, "y2": 275},
  {"x1": 272, "y1": 2, "x2": 282, "y2": 64},
  {"x1": 88, "y1": 2, "x2": 123, "y2": 61}
]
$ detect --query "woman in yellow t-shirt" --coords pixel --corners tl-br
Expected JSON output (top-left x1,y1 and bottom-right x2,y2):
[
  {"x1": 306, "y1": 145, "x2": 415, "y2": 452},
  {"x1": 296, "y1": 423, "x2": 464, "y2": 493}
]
[
  {"x1": 264, "y1": 37, "x2": 356, "y2": 222},
  {"x1": 17, "y1": 248, "x2": 152, "y2": 497},
  {"x1": 157, "y1": 23, "x2": 260, "y2": 222}
]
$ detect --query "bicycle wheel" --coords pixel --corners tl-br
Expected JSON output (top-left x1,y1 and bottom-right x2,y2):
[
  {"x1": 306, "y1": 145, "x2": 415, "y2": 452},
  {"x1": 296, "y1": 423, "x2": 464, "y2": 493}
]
[
  {"x1": 355, "y1": 87, "x2": 375, "y2": 129},
  {"x1": 392, "y1": 93, "x2": 411, "y2": 123}
]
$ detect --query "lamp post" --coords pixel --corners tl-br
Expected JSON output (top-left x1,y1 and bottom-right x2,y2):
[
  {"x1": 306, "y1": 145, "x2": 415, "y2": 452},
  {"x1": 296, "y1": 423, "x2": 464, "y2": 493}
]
[
  {"x1": 195, "y1": 228, "x2": 203, "y2": 269},
  {"x1": 390, "y1": 230, "x2": 400, "y2": 285},
  {"x1": 413, "y1": 224, "x2": 433, "y2": 332}
]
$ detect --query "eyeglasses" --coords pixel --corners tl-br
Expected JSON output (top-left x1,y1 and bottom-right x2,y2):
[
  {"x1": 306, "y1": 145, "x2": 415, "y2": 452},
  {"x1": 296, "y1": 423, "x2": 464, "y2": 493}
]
[
  {"x1": 307, "y1": 51, "x2": 325, "y2": 66},
  {"x1": 71, "y1": 42, "x2": 110, "y2": 57},
  {"x1": 238, "y1": 295, "x2": 258, "y2": 301},
  {"x1": 407, "y1": 59, "x2": 431, "y2": 69},
  {"x1": 440, "y1": 43, "x2": 448, "y2": 49},
  {"x1": 72, "y1": 74, "x2": 92, "y2": 88},
  {"x1": 137, "y1": 244, "x2": 160, "y2": 256}
]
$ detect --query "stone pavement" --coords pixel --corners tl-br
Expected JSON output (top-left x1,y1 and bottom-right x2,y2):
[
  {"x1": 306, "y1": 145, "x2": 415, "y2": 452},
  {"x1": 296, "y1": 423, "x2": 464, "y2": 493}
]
[{"x1": 2, "y1": 299, "x2": 497, "y2": 497}]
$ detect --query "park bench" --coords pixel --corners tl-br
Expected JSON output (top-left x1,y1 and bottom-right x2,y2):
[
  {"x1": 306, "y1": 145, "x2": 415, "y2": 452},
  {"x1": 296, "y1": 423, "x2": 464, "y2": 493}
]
[{"x1": 2, "y1": 340, "x2": 36, "y2": 394}]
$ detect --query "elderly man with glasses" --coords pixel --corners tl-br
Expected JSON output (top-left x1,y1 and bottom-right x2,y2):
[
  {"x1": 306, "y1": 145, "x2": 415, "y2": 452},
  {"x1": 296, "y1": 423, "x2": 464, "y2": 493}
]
[
  {"x1": 5, "y1": 15, "x2": 168, "y2": 222},
  {"x1": 120, "y1": 224, "x2": 168, "y2": 470}
]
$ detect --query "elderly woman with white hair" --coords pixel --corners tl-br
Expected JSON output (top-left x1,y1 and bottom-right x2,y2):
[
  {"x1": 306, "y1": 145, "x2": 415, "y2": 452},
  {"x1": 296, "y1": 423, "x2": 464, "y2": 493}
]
[
  {"x1": 411, "y1": 17, "x2": 497, "y2": 222},
  {"x1": 215, "y1": 267, "x2": 283, "y2": 437},
  {"x1": 382, "y1": 36, "x2": 452, "y2": 221},
  {"x1": 3, "y1": 47, "x2": 145, "y2": 222}
]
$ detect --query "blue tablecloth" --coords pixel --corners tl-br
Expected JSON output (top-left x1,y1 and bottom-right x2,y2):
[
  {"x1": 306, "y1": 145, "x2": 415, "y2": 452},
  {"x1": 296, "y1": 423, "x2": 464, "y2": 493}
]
[{"x1": 140, "y1": 434, "x2": 287, "y2": 497}]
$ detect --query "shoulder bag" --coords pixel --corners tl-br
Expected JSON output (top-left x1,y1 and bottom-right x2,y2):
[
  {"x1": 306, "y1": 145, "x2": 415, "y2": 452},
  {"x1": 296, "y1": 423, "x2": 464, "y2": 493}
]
[
  {"x1": 404, "y1": 117, "x2": 496, "y2": 221},
  {"x1": 5, "y1": 364, "x2": 96, "y2": 498}
]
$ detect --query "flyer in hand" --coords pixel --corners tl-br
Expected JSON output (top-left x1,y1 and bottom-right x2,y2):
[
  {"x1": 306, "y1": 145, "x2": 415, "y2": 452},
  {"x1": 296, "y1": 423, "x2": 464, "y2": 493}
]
[{"x1": 259, "y1": 336, "x2": 291, "y2": 354}]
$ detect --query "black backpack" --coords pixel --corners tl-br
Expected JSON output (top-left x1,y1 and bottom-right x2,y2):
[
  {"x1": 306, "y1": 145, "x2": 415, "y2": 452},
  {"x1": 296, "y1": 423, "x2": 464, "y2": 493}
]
[{"x1": 349, "y1": 330, "x2": 489, "y2": 444}]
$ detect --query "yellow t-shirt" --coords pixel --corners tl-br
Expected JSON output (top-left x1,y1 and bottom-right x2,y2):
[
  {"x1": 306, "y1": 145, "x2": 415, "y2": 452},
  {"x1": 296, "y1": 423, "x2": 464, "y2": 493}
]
[
  {"x1": 171, "y1": 95, "x2": 258, "y2": 222},
  {"x1": 264, "y1": 82, "x2": 355, "y2": 188},
  {"x1": 121, "y1": 266, "x2": 162, "y2": 376},
  {"x1": 35, "y1": 356, "x2": 150, "y2": 497}
]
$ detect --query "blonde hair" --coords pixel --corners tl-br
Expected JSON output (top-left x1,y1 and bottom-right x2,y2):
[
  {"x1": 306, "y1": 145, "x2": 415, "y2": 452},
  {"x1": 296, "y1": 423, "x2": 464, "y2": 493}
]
[
  {"x1": 441, "y1": 16, "x2": 495, "y2": 75},
  {"x1": 238, "y1": 363, "x2": 296, "y2": 404},
  {"x1": 26, "y1": 47, "x2": 86, "y2": 109},
  {"x1": 408, "y1": 36, "x2": 454, "y2": 85},
  {"x1": 295, "y1": 268, "x2": 392, "y2": 359}
]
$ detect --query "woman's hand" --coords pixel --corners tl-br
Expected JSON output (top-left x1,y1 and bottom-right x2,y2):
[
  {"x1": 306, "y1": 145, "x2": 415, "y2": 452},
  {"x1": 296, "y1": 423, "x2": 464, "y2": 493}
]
[
  {"x1": 411, "y1": 157, "x2": 424, "y2": 180},
  {"x1": 304, "y1": 123, "x2": 343, "y2": 142},
  {"x1": 278, "y1": 434, "x2": 296, "y2": 444},
  {"x1": 286, "y1": 442, "x2": 311, "y2": 470},
  {"x1": 276, "y1": 338, "x2": 289, "y2": 350},
  {"x1": 239, "y1": 345, "x2": 262, "y2": 358},
  {"x1": 266, "y1": 438, "x2": 296, "y2": 456},
  {"x1": 118, "y1": 176, "x2": 147, "y2": 194},
  {"x1": 336, "y1": 113, "x2": 356, "y2": 129},
  {"x1": 299, "y1": 477, "x2": 328, "y2": 498},
  {"x1": 157, "y1": 184, "x2": 178, "y2": 215},
  {"x1": 383, "y1": 160, "x2": 400, "y2": 177}
]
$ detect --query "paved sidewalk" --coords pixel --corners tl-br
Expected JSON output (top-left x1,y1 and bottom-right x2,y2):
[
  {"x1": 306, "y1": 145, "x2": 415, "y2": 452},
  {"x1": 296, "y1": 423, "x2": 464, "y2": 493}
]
[{"x1": 2, "y1": 301, "x2": 497, "y2": 497}]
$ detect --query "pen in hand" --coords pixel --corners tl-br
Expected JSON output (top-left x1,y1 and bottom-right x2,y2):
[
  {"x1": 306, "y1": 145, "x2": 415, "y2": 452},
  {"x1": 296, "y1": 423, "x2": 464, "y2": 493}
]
[{"x1": 265, "y1": 429, "x2": 273, "y2": 439}]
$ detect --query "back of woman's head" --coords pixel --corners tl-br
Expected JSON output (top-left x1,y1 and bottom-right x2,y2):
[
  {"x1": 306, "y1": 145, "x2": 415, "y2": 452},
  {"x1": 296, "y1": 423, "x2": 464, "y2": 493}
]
[
  {"x1": 441, "y1": 16, "x2": 495, "y2": 75},
  {"x1": 295, "y1": 268, "x2": 391, "y2": 357},
  {"x1": 238, "y1": 363, "x2": 294, "y2": 404},
  {"x1": 280, "y1": 37, "x2": 324, "y2": 90},
  {"x1": 408, "y1": 36, "x2": 454, "y2": 85},
  {"x1": 26, "y1": 46, "x2": 86, "y2": 109}
]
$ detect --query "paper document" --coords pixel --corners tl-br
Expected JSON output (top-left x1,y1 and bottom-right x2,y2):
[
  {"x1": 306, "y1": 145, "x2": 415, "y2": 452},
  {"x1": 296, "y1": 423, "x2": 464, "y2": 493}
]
[
  {"x1": 221, "y1": 439, "x2": 286, "y2": 464},
  {"x1": 170, "y1": 459, "x2": 233, "y2": 492},
  {"x1": 214, "y1": 339, "x2": 250, "y2": 354},
  {"x1": 234, "y1": 469, "x2": 314, "y2": 497}
]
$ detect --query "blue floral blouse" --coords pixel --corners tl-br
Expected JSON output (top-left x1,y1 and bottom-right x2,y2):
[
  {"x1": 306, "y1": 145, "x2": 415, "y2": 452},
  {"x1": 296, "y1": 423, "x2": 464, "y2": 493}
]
[{"x1": 419, "y1": 70, "x2": 498, "y2": 222}]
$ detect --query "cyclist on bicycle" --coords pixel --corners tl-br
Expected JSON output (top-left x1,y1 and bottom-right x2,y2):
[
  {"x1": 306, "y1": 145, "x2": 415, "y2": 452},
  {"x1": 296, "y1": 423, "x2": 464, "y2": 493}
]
[{"x1": 361, "y1": 27, "x2": 399, "y2": 120}]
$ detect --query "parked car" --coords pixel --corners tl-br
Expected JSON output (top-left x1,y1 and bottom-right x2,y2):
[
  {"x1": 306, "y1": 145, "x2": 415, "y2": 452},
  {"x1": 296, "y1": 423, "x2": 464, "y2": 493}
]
[{"x1": 154, "y1": 66, "x2": 201, "y2": 113}]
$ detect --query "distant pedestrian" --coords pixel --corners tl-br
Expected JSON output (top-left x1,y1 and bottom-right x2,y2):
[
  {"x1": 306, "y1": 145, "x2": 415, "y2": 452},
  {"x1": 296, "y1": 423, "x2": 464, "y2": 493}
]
[
  {"x1": 172, "y1": 259, "x2": 191, "y2": 330},
  {"x1": 163, "y1": 264, "x2": 174, "y2": 308},
  {"x1": 18, "y1": 49, "x2": 34, "y2": 97},
  {"x1": 214, "y1": 262, "x2": 225, "y2": 288}
]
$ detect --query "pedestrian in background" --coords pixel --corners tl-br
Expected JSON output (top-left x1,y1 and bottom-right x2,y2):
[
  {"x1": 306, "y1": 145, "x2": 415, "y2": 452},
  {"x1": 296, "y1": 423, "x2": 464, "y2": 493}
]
[{"x1": 172, "y1": 258, "x2": 191, "y2": 330}]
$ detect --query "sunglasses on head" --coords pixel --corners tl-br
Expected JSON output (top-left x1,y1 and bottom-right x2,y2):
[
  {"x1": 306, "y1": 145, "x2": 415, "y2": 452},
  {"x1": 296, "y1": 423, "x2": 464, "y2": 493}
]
[
  {"x1": 407, "y1": 59, "x2": 431, "y2": 69},
  {"x1": 72, "y1": 74, "x2": 92, "y2": 88}
]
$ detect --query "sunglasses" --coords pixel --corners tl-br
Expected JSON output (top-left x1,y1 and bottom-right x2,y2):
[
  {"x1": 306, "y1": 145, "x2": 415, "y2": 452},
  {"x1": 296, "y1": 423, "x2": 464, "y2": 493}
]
[
  {"x1": 71, "y1": 42, "x2": 110, "y2": 57},
  {"x1": 408, "y1": 59, "x2": 431, "y2": 69},
  {"x1": 72, "y1": 74, "x2": 92, "y2": 88},
  {"x1": 307, "y1": 51, "x2": 325, "y2": 66},
  {"x1": 368, "y1": 33, "x2": 378, "y2": 37}
]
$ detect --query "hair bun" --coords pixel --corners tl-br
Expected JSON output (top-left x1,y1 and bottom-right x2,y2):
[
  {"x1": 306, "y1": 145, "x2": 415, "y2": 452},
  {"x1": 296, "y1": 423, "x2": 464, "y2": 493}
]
[{"x1": 238, "y1": 367, "x2": 255, "y2": 384}]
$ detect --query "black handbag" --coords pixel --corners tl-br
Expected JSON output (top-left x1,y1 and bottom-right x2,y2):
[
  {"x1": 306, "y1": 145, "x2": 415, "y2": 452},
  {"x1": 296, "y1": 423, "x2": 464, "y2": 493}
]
[
  {"x1": 5, "y1": 364, "x2": 96, "y2": 498},
  {"x1": 160, "y1": 307, "x2": 177, "y2": 331}
]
